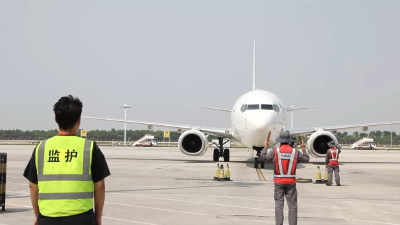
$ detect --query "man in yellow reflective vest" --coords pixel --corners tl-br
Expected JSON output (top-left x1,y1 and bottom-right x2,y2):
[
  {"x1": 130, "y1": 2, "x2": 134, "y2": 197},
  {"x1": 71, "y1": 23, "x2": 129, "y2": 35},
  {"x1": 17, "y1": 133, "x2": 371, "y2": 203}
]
[{"x1": 23, "y1": 95, "x2": 111, "y2": 225}]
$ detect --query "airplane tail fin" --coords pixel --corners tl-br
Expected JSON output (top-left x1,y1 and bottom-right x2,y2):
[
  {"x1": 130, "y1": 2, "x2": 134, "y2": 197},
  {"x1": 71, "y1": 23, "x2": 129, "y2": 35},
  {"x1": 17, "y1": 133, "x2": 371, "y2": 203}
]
[{"x1": 253, "y1": 39, "x2": 256, "y2": 91}]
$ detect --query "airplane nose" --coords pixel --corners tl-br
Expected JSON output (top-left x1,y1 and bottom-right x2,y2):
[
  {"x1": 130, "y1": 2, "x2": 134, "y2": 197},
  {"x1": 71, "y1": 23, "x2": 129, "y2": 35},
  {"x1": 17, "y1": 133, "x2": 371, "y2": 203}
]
[
  {"x1": 251, "y1": 116, "x2": 273, "y2": 132},
  {"x1": 246, "y1": 115, "x2": 276, "y2": 146}
]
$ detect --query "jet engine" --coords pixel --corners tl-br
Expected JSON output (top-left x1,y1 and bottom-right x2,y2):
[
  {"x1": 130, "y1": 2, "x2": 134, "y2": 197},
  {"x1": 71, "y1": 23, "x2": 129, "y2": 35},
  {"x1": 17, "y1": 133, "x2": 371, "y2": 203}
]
[
  {"x1": 306, "y1": 130, "x2": 338, "y2": 158},
  {"x1": 178, "y1": 129, "x2": 208, "y2": 156}
]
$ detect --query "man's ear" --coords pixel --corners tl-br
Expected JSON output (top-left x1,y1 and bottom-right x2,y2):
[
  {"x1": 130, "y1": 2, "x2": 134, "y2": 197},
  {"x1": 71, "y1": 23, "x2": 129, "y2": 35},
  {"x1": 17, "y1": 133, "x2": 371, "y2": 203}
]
[{"x1": 77, "y1": 117, "x2": 81, "y2": 126}]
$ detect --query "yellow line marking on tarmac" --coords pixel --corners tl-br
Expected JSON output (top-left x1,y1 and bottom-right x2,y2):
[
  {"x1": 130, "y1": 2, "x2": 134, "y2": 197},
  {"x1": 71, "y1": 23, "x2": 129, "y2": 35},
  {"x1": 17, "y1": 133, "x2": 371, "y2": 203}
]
[{"x1": 256, "y1": 168, "x2": 266, "y2": 181}]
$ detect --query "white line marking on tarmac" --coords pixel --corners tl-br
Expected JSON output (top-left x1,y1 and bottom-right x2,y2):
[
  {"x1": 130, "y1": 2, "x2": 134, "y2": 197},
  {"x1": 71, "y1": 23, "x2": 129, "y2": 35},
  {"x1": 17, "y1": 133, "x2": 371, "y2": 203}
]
[
  {"x1": 111, "y1": 192, "x2": 336, "y2": 212},
  {"x1": 108, "y1": 193, "x2": 322, "y2": 218},
  {"x1": 349, "y1": 219, "x2": 400, "y2": 225},
  {"x1": 135, "y1": 193, "x2": 400, "y2": 211},
  {"x1": 216, "y1": 215, "x2": 275, "y2": 224},
  {"x1": 105, "y1": 201, "x2": 272, "y2": 224},
  {"x1": 6, "y1": 182, "x2": 28, "y2": 185},
  {"x1": 338, "y1": 200, "x2": 400, "y2": 208},
  {"x1": 112, "y1": 192, "x2": 400, "y2": 217},
  {"x1": 105, "y1": 202, "x2": 208, "y2": 216},
  {"x1": 7, "y1": 189, "x2": 30, "y2": 193},
  {"x1": 7, "y1": 176, "x2": 26, "y2": 179},
  {"x1": 103, "y1": 216, "x2": 158, "y2": 225},
  {"x1": 4, "y1": 204, "x2": 163, "y2": 225},
  {"x1": 6, "y1": 203, "x2": 33, "y2": 208}
]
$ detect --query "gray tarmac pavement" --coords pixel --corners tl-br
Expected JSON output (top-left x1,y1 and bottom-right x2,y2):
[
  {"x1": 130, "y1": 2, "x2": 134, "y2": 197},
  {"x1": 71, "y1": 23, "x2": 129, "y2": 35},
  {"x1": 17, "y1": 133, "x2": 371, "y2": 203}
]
[{"x1": 0, "y1": 145, "x2": 400, "y2": 225}]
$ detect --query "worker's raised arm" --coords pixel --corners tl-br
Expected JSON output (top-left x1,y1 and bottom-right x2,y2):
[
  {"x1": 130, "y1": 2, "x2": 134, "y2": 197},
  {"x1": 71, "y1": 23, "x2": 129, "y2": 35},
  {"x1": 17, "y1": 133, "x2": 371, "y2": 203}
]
[
  {"x1": 260, "y1": 132, "x2": 275, "y2": 162},
  {"x1": 261, "y1": 147, "x2": 275, "y2": 162},
  {"x1": 297, "y1": 138, "x2": 310, "y2": 163}
]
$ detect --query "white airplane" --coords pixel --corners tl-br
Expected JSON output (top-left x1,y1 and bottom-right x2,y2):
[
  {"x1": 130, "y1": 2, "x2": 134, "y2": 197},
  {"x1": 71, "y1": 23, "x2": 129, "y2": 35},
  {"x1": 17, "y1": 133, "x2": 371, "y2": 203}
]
[{"x1": 83, "y1": 40, "x2": 400, "y2": 168}]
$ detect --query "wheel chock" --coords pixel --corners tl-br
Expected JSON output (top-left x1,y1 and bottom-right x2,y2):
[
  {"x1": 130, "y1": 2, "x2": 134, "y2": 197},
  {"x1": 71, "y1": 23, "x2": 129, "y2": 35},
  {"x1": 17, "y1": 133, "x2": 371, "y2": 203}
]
[{"x1": 296, "y1": 178, "x2": 313, "y2": 183}]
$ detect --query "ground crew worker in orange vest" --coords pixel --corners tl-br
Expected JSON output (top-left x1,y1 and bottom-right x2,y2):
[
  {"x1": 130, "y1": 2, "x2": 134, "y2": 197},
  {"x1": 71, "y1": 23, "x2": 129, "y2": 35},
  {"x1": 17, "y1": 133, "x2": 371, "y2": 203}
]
[
  {"x1": 261, "y1": 131, "x2": 310, "y2": 225},
  {"x1": 326, "y1": 141, "x2": 341, "y2": 186}
]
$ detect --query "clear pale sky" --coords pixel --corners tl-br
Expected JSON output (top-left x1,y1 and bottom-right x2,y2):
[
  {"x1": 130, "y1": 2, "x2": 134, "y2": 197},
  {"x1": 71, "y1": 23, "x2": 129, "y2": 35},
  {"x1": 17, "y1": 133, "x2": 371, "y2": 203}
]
[{"x1": 1, "y1": 0, "x2": 399, "y2": 133}]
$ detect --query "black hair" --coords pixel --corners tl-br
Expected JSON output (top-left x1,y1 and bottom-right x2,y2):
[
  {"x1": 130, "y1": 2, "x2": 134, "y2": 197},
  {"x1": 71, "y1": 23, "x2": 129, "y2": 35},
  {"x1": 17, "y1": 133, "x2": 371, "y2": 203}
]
[{"x1": 53, "y1": 95, "x2": 83, "y2": 130}]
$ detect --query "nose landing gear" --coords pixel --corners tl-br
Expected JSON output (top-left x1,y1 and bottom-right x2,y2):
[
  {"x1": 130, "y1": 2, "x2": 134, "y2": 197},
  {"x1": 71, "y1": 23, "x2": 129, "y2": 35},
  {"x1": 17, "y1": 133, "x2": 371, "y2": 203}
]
[
  {"x1": 212, "y1": 137, "x2": 230, "y2": 162},
  {"x1": 253, "y1": 147, "x2": 265, "y2": 168}
]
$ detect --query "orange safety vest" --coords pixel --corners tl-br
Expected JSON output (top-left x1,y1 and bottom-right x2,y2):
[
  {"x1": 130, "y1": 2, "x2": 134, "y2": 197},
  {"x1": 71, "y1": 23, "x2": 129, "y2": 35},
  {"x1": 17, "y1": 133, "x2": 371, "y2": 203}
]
[
  {"x1": 274, "y1": 145, "x2": 298, "y2": 185},
  {"x1": 328, "y1": 148, "x2": 339, "y2": 166}
]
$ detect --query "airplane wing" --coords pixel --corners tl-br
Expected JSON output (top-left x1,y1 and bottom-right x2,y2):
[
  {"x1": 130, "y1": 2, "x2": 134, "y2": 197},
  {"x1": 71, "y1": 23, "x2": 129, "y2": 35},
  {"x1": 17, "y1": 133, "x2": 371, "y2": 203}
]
[
  {"x1": 188, "y1": 105, "x2": 318, "y2": 112},
  {"x1": 82, "y1": 116, "x2": 234, "y2": 139},
  {"x1": 188, "y1": 105, "x2": 232, "y2": 112},
  {"x1": 286, "y1": 106, "x2": 318, "y2": 111},
  {"x1": 290, "y1": 120, "x2": 400, "y2": 136}
]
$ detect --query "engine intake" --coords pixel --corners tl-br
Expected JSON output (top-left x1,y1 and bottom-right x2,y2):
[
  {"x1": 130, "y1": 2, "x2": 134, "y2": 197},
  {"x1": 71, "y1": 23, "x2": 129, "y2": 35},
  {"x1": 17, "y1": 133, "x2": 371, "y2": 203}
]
[
  {"x1": 306, "y1": 131, "x2": 338, "y2": 158},
  {"x1": 178, "y1": 130, "x2": 208, "y2": 156}
]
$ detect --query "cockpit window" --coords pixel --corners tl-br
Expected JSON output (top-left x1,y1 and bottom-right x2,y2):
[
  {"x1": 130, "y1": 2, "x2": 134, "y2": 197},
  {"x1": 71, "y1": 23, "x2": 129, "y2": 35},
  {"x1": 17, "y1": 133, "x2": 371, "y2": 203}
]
[
  {"x1": 273, "y1": 104, "x2": 280, "y2": 113},
  {"x1": 247, "y1": 104, "x2": 259, "y2": 110},
  {"x1": 240, "y1": 104, "x2": 247, "y2": 112},
  {"x1": 240, "y1": 104, "x2": 277, "y2": 112},
  {"x1": 261, "y1": 104, "x2": 273, "y2": 110},
  {"x1": 278, "y1": 102, "x2": 285, "y2": 115}
]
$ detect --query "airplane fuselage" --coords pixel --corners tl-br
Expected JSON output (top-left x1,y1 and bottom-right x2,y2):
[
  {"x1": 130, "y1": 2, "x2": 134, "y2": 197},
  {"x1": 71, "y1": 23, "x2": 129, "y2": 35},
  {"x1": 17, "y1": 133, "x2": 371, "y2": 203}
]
[{"x1": 231, "y1": 90, "x2": 287, "y2": 148}]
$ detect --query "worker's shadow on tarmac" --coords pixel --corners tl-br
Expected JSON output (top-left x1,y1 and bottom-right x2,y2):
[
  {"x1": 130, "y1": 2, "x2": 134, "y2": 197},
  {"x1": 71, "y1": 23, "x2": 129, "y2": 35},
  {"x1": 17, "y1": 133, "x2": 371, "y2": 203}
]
[{"x1": 106, "y1": 181, "x2": 270, "y2": 194}]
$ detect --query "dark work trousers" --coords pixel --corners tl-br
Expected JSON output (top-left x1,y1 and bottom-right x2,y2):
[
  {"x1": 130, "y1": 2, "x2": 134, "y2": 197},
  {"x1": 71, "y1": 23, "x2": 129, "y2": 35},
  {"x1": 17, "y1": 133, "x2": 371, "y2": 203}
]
[
  {"x1": 37, "y1": 210, "x2": 96, "y2": 225},
  {"x1": 274, "y1": 183, "x2": 297, "y2": 225},
  {"x1": 328, "y1": 165, "x2": 340, "y2": 185}
]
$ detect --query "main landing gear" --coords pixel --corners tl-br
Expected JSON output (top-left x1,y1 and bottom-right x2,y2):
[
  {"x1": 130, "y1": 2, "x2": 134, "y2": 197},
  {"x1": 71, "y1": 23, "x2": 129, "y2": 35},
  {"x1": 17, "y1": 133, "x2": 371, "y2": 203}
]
[
  {"x1": 213, "y1": 137, "x2": 230, "y2": 162},
  {"x1": 253, "y1": 147, "x2": 265, "y2": 169}
]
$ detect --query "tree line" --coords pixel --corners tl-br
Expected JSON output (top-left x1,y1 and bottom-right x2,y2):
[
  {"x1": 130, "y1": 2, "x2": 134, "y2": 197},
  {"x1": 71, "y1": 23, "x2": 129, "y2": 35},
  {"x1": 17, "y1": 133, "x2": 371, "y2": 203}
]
[
  {"x1": 334, "y1": 131, "x2": 398, "y2": 145},
  {"x1": 0, "y1": 129, "x2": 182, "y2": 142},
  {"x1": 0, "y1": 129, "x2": 398, "y2": 145}
]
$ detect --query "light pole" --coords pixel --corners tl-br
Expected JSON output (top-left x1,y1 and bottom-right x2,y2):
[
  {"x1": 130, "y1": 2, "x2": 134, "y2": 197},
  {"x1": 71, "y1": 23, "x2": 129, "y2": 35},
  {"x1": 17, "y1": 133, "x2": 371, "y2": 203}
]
[
  {"x1": 390, "y1": 117, "x2": 395, "y2": 149},
  {"x1": 120, "y1": 101, "x2": 131, "y2": 146}
]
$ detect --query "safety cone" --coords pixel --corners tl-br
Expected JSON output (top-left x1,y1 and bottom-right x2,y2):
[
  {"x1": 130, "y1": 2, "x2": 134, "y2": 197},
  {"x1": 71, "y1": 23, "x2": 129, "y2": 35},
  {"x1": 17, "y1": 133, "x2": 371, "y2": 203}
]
[
  {"x1": 224, "y1": 164, "x2": 231, "y2": 181},
  {"x1": 323, "y1": 168, "x2": 328, "y2": 183},
  {"x1": 214, "y1": 164, "x2": 220, "y2": 180},
  {"x1": 219, "y1": 164, "x2": 224, "y2": 180},
  {"x1": 315, "y1": 166, "x2": 322, "y2": 184}
]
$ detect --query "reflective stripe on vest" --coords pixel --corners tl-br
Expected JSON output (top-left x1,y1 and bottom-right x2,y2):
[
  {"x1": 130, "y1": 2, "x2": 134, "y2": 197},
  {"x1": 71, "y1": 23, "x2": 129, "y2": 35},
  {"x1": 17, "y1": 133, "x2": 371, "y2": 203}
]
[
  {"x1": 36, "y1": 136, "x2": 94, "y2": 217},
  {"x1": 275, "y1": 147, "x2": 296, "y2": 178},
  {"x1": 329, "y1": 149, "x2": 338, "y2": 161}
]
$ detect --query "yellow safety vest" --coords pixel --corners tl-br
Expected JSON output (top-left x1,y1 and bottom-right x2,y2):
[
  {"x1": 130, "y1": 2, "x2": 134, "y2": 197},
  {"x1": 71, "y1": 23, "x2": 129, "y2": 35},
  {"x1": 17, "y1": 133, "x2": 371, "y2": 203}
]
[{"x1": 35, "y1": 136, "x2": 94, "y2": 217}]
